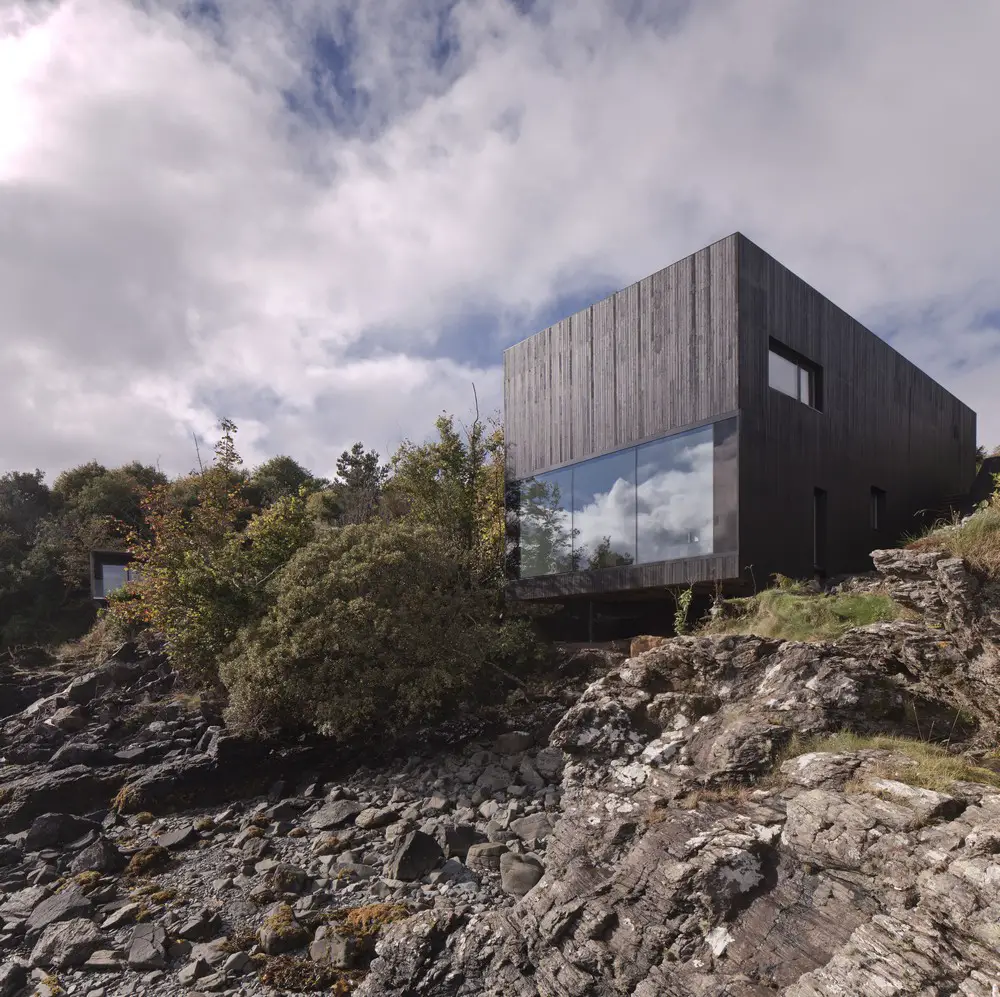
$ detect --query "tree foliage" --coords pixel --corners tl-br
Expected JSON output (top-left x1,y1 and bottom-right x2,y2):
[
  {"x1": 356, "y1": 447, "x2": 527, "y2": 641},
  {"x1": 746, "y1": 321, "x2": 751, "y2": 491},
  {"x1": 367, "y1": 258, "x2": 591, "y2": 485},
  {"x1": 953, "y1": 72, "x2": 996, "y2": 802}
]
[
  {"x1": 220, "y1": 519, "x2": 538, "y2": 738},
  {"x1": 246, "y1": 455, "x2": 326, "y2": 509},
  {"x1": 110, "y1": 421, "x2": 314, "y2": 684},
  {"x1": 332, "y1": 442, "x2": 391, "y2": 524},
  {"x1": 387, "y1": 412, "x2": 505, "y2": 589},
  {"x1": 3, "y1": 407, "x2": 546, "y2": 744},
  {"x1": 0, "y1": 462, "x2": 166, "y2": 647}
]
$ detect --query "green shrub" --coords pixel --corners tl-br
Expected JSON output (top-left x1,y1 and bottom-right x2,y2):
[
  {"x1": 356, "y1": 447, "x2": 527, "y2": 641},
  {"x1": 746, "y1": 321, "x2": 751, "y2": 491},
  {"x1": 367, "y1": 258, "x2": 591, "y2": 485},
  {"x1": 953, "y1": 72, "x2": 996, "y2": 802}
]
[{"x1": 220, "y1": 519, "x2": 542, "y2": 738}]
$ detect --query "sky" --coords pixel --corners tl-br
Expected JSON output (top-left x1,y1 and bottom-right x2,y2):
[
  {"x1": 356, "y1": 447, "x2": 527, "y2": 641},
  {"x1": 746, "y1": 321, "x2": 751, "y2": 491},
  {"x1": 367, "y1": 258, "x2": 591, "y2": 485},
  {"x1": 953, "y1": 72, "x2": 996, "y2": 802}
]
[{"x1": 2, "y1": 0, "x2": 1000, "y2": 482}]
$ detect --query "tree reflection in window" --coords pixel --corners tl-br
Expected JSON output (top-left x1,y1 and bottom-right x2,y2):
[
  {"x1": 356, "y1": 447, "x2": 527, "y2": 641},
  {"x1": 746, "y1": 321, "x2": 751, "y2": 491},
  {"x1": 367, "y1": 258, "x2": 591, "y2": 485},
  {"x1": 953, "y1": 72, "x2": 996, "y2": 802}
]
[
  {"x1": 572, "y1": 447, "x2": 636, "y2": 569},
  {"x1": 514, "y1": 422, "x2": 726, "y2": 578},
  {"x1": 585, "y1": 536, "x2": 635, "y2": 570},
  {"x1": 636, "y1": 426, "x2": 714, "y2": 563},
  {"x1": 517, "y1": 468, "x2": 577, "y2": 577}
]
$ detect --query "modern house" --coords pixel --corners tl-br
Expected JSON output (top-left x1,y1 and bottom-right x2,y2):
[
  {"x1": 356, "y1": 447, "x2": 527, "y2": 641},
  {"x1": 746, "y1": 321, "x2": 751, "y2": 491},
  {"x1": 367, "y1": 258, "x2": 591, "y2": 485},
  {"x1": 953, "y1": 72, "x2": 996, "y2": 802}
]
[
  {"x1": 90, "y1": 549, "x2": 140, "y2": 602},
  {"x1": 503, "y1": 232, "x2": 976, "y2": 634}
]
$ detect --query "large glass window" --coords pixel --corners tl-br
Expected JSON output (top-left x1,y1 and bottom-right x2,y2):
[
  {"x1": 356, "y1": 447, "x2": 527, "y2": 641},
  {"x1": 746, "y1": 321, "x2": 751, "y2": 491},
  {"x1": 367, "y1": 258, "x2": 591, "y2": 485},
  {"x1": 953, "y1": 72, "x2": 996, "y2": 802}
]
[
  {"x1": 572, "y1": 449, "x2": 636, "y2": 570},
  {"x1": 636, "y1": 425, "x2": 714, "y2": 563},
  {"x1": 95, "y1": 562, "x2": 140, "y2": 599},
  {"x1": 511, "y1": 419, "x2": 735, "y2": 579},
  {"x1": 518, "y1": 467, "x2": 574, "y2": 578}
]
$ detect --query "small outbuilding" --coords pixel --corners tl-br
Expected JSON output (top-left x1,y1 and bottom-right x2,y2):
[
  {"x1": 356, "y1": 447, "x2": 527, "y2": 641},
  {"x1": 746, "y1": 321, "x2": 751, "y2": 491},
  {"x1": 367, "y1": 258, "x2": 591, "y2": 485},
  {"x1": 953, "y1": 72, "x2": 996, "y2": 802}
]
[{"x1": 90, "y1": 549, "x2": 140, "y2": 602}]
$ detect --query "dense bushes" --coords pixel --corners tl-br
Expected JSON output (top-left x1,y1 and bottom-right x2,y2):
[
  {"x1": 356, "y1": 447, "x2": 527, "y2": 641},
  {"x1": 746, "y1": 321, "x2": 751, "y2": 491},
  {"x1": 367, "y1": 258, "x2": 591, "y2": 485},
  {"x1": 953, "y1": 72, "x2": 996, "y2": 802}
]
[
  {"x1": 219, "y1": 520, "x2": 540, "y2": 738},
  {"x1": 0, "y1": 462, "x2": 166, "y2": 647},
  {"x1": 112, "y1": 433, "x2": 316, "y2": 686},
  {"x1": 5, "y1": 411, "x2": 545, "y2": 740}
]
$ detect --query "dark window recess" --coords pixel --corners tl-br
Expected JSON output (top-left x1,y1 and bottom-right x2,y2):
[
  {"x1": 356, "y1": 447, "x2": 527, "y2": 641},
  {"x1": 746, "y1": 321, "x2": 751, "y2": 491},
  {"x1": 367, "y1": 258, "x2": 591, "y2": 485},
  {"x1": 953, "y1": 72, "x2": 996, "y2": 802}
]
[
  {"x1": 870, "y1": 487, "x2": 886, "y2": 530},
  {"x1": 813, "y1": 487, "x2": 828, "y2": 573},
  {"x1": 768, "y1": 339, "x2": 822, "y2": 410}
]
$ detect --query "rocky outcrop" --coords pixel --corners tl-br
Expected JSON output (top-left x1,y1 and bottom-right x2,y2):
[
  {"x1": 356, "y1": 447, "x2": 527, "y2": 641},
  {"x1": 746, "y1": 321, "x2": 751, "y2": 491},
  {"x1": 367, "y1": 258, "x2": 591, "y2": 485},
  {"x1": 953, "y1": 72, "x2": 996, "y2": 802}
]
[
  {"x1": 1, "y1": 546, "x2": 999, "y2": 996},
  {"x1": 874, "y1": 547, "x2": 1000, "y2": 729},
  {"x1": 0, "y1": 640, "x2": 614, "y2": 994},
  {"x1": 356, "y1": 549, "x2": 1000, "y2": 997}
]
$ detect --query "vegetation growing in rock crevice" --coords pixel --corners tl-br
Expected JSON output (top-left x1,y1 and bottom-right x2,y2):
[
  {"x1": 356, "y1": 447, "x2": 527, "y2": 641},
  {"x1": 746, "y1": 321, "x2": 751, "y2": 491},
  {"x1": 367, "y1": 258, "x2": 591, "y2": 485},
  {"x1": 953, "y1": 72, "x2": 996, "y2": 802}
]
[
  {"x1": 254, "y1": 954, "x2": 357, "y2": 993},
  {"x1": 906, "y1": 498, "x2": 1000, "y2": 579},
  {"x1": 778, "y1": 731, "x2": 1000, "y2": 792},
  {"x1": 699, "y1": 577, "x2": 908, "y2": 642}
]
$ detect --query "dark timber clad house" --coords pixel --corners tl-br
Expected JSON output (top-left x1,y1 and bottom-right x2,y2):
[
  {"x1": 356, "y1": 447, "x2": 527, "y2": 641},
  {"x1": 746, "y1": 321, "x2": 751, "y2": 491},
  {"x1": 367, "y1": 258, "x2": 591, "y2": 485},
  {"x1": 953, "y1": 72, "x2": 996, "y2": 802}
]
[{"x1": 503, "y1": 232, "x2": 976, "y2": 636}]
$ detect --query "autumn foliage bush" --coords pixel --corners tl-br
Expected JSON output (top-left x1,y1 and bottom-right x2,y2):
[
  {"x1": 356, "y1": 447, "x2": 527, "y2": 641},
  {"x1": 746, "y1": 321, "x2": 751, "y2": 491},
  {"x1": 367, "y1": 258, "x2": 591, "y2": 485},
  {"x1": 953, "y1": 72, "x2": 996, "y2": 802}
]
[
  {"x1": 109, "y1": 422, "x2": 315, "y2": 686},
  {"x1": 91, "y1": 413, "x2": 544, "y2": 737}
]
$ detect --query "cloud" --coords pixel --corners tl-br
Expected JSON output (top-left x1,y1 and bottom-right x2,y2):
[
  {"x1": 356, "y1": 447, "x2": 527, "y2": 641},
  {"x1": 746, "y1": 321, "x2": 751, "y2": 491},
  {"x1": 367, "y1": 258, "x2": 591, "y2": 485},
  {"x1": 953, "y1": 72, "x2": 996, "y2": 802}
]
[
  {"x1": 565, "y1": 433, "x2": 715, "y2": 565},
  {"x1": 2, "y1": 0, "x2": 999, "y2": 485}
]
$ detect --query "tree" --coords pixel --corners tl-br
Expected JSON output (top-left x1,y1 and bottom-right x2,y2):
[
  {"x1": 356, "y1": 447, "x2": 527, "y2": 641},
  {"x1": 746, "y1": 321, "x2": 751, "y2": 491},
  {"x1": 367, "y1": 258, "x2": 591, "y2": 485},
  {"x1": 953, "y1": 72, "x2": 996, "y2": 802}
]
[
  {"x1": 333, "y1": 442, "x2": 390, "y2": 524},
  {"x1": 0, "y1": 469, "x2": 51, "y2": 542},
  {"x1": 247, "y1": 456, "x2": 326, "y2": 509},
  {"x1": 0, "y1": 470, "x2": 60, "y2": 646},
  {"x1": 110, "y1": 420, "x2": 315, "y2": 686},
  {"x1": 51, "y1": 461, "x2": 107, "y2": 507},
  {"x1": 387, "y1": 411, "x2": 505, "y2": 588}
]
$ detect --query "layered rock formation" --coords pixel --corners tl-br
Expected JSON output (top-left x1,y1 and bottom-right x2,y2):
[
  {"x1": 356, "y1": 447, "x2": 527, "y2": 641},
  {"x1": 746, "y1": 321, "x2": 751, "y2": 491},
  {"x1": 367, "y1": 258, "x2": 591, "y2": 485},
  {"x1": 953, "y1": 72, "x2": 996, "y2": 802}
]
[
  {"x1": 359, "y1": 549, "x2": 1000, "y2": 997},
  {"x1": 0, "y1": 548, "x2": 998, "y2": 996}
]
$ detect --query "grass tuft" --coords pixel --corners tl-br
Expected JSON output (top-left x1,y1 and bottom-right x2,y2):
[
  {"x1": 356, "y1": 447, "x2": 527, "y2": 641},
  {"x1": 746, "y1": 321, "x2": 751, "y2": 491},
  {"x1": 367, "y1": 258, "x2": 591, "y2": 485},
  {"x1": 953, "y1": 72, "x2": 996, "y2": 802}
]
[
  {"x1": 906, "y1": 500, "x2": 1000, "y2": 579},
  {"x1": 780, "y1": 731, "x2": 1000, "y2": 792},
  {"x1": 255, "y1": 954, "x2": 359, "y2": 992},
  {"x1": 699, "y1": 586, "x2": 907, "y2": 642},
  {"x1": 337, "y1": 903, "x2": 410, "y2": 938},
  {"x1": 262, "y1": 902, "x2": 308, "y2": 942},
  {"x1": 111, "y1": 783, "x2": 145, "y2": 815},
  {"x1": 124, "y1": 845, "x2": 171, "y2": 878}
]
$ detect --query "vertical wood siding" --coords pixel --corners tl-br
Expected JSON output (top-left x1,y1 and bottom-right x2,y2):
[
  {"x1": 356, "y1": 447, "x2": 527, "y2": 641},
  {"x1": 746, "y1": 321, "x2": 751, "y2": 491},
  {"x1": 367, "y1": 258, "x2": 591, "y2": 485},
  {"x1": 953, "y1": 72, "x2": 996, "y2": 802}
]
[
  {"x1": 736, "y1": 234, "x2": 976, "y2": 582},
  {"x1": 504, "y1": 234, "x2": 740, "y2": 478},
  {"x1": 504, "y1": 231, "x2": 976, "y2": 601}
]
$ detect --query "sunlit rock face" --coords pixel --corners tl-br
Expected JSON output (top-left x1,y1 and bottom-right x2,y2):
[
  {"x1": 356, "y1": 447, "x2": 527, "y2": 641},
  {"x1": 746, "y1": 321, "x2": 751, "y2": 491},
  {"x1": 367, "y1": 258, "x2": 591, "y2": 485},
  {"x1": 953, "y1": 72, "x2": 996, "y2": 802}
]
[{"x1": 359, "y1": 548, "x2": 1000, "y2": 997}]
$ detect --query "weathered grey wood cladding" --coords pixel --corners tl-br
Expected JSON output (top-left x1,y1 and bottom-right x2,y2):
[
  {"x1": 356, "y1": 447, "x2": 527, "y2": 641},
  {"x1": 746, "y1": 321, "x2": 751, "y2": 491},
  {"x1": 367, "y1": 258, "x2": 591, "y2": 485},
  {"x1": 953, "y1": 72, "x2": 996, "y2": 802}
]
[
  {"x1": 503, "y1": 231, "x2": 977, "y2": 605},
  {"x1": 504, "y1": 234, "x2": 740, "y2": 480},
  {"x1": 736, "y1": 234, "x2": 976, "y2": 581}
]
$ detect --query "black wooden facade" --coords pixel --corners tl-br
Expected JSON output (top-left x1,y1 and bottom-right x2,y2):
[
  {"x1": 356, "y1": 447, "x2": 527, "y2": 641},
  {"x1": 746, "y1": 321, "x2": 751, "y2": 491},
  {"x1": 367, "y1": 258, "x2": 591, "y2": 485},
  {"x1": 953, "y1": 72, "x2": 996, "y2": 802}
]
[{"x1": 504, "y1": 233, "x2": 976, "y2": 609}]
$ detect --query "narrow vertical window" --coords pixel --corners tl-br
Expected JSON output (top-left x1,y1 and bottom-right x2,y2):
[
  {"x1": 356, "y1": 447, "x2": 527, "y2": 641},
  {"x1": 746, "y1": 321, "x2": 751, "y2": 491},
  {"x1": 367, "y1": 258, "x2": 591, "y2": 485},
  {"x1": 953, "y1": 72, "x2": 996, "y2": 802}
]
[
  {"x1": 871, "y1": 487, "x2": 886, "y2": 530},
  {"x1": 813, "y1": 487, "x2": 828, "y2": 573},
  {"x1": 799, "y1": 367, "x2": 813, "y2": 407}
]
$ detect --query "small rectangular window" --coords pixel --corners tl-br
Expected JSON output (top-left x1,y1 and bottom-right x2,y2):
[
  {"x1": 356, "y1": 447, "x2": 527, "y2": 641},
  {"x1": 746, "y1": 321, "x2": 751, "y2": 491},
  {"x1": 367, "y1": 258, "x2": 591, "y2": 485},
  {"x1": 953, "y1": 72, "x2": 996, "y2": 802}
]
[
  {"x1": 871, "y1": 487, "x2": 886, "y2": 530},
  {"x1": 769, "y1": 342, "x2": 821, "y2": 410}
]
